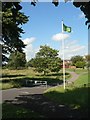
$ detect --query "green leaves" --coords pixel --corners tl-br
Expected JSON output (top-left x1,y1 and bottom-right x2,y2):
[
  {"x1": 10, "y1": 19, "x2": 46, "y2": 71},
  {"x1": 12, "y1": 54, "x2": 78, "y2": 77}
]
[
  {"x1": 8, "y1": 51, "x2": 26, "y2": 69},
  {"x1": 28, "y1": 45, "x2": 62, "y2": 75},
  {"x1": 71, "y1": 55, "x2": 86, "y2": 68},
  {"x1": 2, "y1": 2, "x2": 29, "y2": 63}
]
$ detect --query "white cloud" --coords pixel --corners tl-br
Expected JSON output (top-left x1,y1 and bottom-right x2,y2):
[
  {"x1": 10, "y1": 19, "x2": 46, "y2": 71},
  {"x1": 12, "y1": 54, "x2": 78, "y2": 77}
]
[
  {"x1": 58, "y1": 39, "x2": 88, "y2": 60},
  {"x1": 52, "y1": 33, "x2": 69, "y2": 41},
  {"x1": 23, "y1": 37, "x2": 35, "y2": 45},
  {"x1": 79, "y1": 12, "x2": 85, "y2": 19},
  {"x1": 23, "y1": 37, "x2": 38, "y2": 61}
]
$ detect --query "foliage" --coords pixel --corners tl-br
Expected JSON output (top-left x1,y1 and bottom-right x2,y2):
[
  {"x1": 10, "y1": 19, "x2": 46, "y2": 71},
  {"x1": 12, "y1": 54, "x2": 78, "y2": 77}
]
[
  {"x1": 28, "y1": 45, "x2": 62, "y2": 75},
  {"x1": 73, "y1": 1, "x2": 90, "y2": 29},
  {"x1": 49, "y1": 57, "x2": 61, "y2": 72},
  {"x1": 75, "y1": 61, "x2": 86, "y2": 68},
  {"x1": 2, "y1": 2, "x2": 29, "y2": 63},
  {"x1": 7, "y1": 51, "x2": 26, "y2": 69},
  {"x1": 85, "y1": 54, "x2": 90, "y2": 61},
  {"x1": 84, "y1": 55, "x2": 90, "y2": 69},
  {"x1": 71, "y1": 55, "x2": 85, "y2": 66},
  {"x1": 26, "y1": 58, "x2": 35, "y2": 67}
]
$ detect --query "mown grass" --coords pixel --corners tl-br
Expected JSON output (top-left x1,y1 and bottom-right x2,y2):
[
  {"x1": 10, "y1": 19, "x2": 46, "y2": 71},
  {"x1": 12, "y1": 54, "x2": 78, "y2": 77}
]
[
  {"x1": 66, "y1": 68, "x2": 88, "y2": 74},
  {"x1": 2, "y1": 103, "x2": 43, "y2": 119},
  {"x1": 74, "y1": 72, "x2": 89, "y2": 86},
  {"x1": 44, "y1": 72, "x2": 89, "y2": 109}
]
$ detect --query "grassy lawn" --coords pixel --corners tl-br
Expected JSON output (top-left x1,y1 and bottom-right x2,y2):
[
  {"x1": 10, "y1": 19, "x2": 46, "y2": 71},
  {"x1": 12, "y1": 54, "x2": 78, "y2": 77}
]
[
  {"x1": 66, "y1": 68, "x2": 88, "y2": 74},
  {"x1": 44, "y1": 72, "x2": 89, "y2": 109},
  {"x1": 2, "y1": 103, "x2": 43, "y2": 119},
  {"x1": 1, "y1": 68, "x2": 70, "y2": 90},
  {"x1": 74, "y1": 72, "x2": 89, "y2": 86}
]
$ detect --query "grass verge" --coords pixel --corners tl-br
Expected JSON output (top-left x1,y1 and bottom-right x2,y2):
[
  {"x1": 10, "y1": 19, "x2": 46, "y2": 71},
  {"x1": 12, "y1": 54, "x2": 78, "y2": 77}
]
[{"x1": 44, "y1": 73, "x2": 89, "y2": 109}]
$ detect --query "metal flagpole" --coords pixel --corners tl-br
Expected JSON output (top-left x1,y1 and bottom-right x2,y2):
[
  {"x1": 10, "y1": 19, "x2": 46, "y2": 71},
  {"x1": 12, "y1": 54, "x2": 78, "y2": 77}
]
[{"x1": 61, "y1": 20, "x2": 65, "y2": 90}]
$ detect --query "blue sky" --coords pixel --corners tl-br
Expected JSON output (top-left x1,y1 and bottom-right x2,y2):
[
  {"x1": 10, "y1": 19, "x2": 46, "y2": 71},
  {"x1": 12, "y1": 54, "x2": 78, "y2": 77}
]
[{"x1": 20, "y1": 2, "x2": 88, "y2": 61}]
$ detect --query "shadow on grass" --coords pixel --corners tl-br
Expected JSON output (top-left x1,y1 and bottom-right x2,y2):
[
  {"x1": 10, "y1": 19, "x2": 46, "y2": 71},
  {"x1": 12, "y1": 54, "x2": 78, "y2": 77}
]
[
  {"x1": 44, "y1": 87, "x2": 89, "y2": 110},
  {"x1": 3, "y1": 89, "x2": 88, "y2": 119},
  {"x1": 1, "y1": 77, "x2": 63, "y2": 88}
]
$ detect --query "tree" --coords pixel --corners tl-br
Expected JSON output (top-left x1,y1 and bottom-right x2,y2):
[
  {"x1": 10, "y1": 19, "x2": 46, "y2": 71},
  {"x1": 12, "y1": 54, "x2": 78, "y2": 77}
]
[
  {"x1": 48, "y1": 57, "x2": 61, "y2": 73},
  {"x1": 75, "y1": 61, "x2": 86, "y2": 68},
  {"x1": 73, "y1": 1, "x2": 90, "y2": 29},
  {"x1": 85, "y1": 54, "x2": 90, "y2": 69},
  {"x1": 2, "y1": 2, "x2": 29, "y2": 63},
  {"x1": 26, "y1": 58, "x2": 35, "y2": 67},
  {"x1": 7, "y1": 51, "x2": 26, "y2": 69},
  {"x1": 31, "y1": 0, "x2": 90, "y2": 29},
  {"x1": 71, "y1": 55, "x2": 84, "y2": 66},
  {"x1": 29, "y1": 45, "x2": 62, "y2": 75},
  {"x1": 85, "y1": 54, "x2": 90, "y2": 61}
]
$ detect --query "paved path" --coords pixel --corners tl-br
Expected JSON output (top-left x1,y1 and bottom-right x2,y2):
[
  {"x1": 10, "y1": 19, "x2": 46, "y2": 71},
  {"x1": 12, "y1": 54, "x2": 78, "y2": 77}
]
[
  {"x1": 66, "y1": 71, "x2": 88, "y2": 84},
  {"x1": 66, "y1": 71, "x2": 79, "y2": 84},
  {"x1": 2, "y1": 86, "x2": 48, "y2": 103}
]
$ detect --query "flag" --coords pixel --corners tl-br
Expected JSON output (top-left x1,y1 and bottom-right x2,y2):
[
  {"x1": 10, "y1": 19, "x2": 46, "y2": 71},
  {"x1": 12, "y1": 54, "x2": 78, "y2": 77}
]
[{"x1": 63, "y1": 23, "x2": 71, "y2": 33}]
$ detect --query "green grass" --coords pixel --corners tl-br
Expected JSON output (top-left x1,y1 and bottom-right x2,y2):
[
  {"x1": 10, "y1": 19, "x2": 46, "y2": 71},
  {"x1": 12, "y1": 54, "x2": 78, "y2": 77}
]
[
  {"x1": 1, "y1": 68, "x2": 71, "y2": 90},
  {"x1": 2, "y1": 103, "x2": 42, "y2": 118},
  {"x1": 66, "y1": 68, "x2": 88, "y2": 74},
  {"x1": 74, "y1": 73, "x2": 89, "y2": 86},
  {"x1": 44, "y1": 73, "x2": 89, "y2": 109}
]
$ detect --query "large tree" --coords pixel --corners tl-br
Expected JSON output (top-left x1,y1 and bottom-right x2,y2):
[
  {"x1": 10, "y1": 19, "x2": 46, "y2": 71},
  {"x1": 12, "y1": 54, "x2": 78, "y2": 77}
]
[
  {"x1": 1, "y1": 2, "x2": 29, "y2": 64},
  {"x1": 28, "y1": 45, "x2": 62, "y2": 75}
]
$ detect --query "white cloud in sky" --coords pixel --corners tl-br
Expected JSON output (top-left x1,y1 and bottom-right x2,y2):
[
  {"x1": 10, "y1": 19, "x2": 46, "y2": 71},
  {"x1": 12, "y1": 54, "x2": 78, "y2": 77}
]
[
  {"x1": 23, "y1": 37, "x2": 35, "y2": 45},
  {"x1": 58, "y1": 39, "x2": 88, "y2": 60},
  {"x1": 23, "y1": 37, "x2": 39, "y2": 61},
  {"x1": 52, "y1": 33, "x2": 69, "y2": 41},
  {"x1": 52, "y1": 32, "x2": 87, "y2": 59}
]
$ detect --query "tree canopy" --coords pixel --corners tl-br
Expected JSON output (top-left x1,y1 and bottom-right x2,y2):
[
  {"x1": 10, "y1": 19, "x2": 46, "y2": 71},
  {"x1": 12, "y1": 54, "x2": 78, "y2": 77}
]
[
  {"x1": 1, "y1": 2, "x2": 29, "y2": 64},
  {"x1": 71, "y1": 55, "x2": 85, "y2": 68},
  {"x1": 7, "y1": 51, "x2": 26, "y2": 69},
  {"x1": 27, "y1": 45, "x2": 62, "y2": 75}
]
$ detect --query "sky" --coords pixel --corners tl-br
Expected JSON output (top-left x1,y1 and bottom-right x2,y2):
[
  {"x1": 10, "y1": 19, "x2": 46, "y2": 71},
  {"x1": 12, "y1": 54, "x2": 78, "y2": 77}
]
[{"x1": 20, "y1": 1, "x2": 88, "y2": 61}]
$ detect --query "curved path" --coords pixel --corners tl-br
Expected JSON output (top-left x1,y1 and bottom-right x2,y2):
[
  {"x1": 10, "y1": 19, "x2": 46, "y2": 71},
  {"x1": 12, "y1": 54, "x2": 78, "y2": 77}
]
[{"x1": 66, "y1": 71, "x2": 79, "y2": 84}]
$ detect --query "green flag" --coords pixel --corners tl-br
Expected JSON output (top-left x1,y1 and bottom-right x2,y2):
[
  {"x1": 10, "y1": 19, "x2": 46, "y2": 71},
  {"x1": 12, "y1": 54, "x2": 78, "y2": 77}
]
[{"x1": 63, "y1": 23, "x2": 71, "y2": 33}]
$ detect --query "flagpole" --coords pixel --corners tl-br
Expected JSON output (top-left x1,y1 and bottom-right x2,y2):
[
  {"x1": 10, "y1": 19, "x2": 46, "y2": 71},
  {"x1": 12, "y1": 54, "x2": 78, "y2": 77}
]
[{"x1": 61, "y1": 20, "x2": 65, "y2": 90}]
